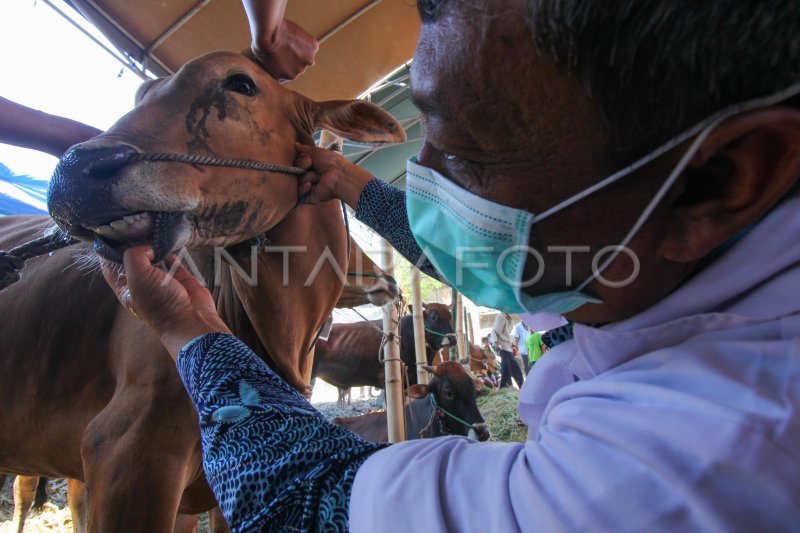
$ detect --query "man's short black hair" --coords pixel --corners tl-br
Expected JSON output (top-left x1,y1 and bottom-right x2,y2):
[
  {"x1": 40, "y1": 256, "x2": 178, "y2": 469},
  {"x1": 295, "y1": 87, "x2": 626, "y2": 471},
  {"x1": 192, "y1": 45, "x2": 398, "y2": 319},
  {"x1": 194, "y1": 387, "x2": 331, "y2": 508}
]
[{"x1": 417, "y1": 0, "x2": 800, "y2": 159}]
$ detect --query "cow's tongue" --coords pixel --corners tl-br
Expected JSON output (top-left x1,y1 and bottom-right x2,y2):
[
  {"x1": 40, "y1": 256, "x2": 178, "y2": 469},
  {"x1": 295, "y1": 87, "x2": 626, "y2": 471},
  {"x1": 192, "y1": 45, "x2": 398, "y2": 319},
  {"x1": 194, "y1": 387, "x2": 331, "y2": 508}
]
[
  {"x1": 150, "y1": 212, "x2": 184, "y2": 262},
  {"x1": 93, "y1": 212, "x2": 184, "y2": 263}
]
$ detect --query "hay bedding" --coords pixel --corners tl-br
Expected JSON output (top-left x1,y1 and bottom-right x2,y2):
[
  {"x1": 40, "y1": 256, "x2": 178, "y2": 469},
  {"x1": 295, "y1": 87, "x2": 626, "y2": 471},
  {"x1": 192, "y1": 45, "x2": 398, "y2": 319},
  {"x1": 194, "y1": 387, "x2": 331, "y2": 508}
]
[
  {"x1": 0, "y1": 392, "x2": 521, "y2": 531},
  {"x1": 0, "y1": 478, "x2": 72, "y2": 533},
  {"x1": 477, "y1": 387, "x2": 528, "y2": 442}
]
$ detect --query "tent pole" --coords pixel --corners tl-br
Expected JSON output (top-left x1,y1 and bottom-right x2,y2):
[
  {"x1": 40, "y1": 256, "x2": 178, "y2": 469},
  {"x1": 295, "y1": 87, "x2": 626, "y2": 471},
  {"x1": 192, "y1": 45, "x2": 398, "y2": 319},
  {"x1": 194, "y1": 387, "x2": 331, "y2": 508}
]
[
  {"x1": 411, "y1": 267, "x2": 429, "y2": 385},
  {"x1": 380, "y1": 239, "x2": 405, "y2": 442}
]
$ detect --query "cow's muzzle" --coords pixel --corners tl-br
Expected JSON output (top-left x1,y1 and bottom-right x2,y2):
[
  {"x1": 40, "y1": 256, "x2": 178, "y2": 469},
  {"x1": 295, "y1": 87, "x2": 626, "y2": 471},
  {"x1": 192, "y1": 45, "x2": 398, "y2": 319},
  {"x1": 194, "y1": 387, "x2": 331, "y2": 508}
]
[{"x1": 48, "y1": 144, "x2": 140, "y2": 232}]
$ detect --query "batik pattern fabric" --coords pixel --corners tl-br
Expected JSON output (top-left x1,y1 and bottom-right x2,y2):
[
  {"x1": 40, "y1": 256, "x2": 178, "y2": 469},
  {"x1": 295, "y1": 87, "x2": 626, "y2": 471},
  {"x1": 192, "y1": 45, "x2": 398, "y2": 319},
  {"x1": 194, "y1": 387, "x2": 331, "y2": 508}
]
[
  {"x1": 355, "y1": 177, "x2": 440, "y2": 280},
  {"x1": 177, "y1": 332, "x2": 389, "y2": 532}
]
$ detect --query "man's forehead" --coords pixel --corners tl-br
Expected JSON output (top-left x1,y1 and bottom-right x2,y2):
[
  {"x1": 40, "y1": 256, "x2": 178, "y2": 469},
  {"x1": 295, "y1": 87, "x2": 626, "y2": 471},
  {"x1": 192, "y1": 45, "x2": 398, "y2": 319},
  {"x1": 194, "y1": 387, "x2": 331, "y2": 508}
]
[{"x1": 411, "y1": 8, "x2": 592, "y2": 156}]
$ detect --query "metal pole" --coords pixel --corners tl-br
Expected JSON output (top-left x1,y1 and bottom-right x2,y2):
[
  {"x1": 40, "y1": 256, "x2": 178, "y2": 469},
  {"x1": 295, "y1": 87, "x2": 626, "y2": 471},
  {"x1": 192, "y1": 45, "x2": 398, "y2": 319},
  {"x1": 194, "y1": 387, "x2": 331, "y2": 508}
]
[
  {"x1": 318, "y1": 0, "x2": 383, "y2": 46},
  {"x1": 145, "y1": 0, "x2": 211, "y2": 56},
  {"x1": 455, "y1": 292, "x2": 467, "y2": 362},
  {"x1": 380, "y1": 239, "x2": 405, "y2": 443},
  {"x1": 411, "y1": 267, "x2": 429, "y2": 385}
]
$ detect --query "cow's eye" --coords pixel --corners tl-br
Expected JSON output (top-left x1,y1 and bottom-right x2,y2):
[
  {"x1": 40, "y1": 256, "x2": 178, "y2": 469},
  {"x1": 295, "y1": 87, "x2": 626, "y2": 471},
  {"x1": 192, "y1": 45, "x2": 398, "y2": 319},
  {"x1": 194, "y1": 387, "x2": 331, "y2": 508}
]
[{"x1": 222, "y1": 74, "x2": 257, "y2": 97}]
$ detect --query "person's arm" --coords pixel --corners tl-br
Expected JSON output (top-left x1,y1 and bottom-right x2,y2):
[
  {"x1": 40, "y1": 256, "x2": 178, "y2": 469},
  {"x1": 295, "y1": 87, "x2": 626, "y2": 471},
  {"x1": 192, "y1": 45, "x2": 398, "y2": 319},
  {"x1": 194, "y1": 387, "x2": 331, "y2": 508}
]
[
  {"x1": 243, "y1": 0, "x2": 319, "y2": 81},
  {"x1": 101, "y1": 247, "x2": 388, "y2": 531},
  {"x1": 0, "y1": 97, "x2": 100, "y2": 157},
  {"x1": 295, "y1": 143, "x2": 442, "y2": 280},
  {"x1": 492, "y1": 314, "x2": 506, "y2": 351}
]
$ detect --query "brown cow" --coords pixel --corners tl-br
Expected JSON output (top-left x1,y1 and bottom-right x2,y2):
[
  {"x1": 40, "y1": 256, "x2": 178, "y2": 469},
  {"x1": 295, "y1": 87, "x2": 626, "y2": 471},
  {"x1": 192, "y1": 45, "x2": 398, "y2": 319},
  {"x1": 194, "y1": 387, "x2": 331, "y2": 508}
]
[
  {"x1": 312, "y1": 302, "x2": 457, "y2": 396},
  {"x1": 0, "y1": 51, "x2": 404, "y2": 532},
  {"x1": 469, "y1": 344, "x2": 499, "y2": 388},
  {"x1": 333, "y1": 362, "x2": 490, "y2": 442}
]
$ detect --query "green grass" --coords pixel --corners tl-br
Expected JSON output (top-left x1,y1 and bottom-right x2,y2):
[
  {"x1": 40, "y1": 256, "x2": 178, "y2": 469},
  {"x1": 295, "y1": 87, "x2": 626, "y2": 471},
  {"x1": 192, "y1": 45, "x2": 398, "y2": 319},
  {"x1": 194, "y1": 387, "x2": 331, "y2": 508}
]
[{"x1": 477, "y1": 387, "x2": 528, "y2": 442}]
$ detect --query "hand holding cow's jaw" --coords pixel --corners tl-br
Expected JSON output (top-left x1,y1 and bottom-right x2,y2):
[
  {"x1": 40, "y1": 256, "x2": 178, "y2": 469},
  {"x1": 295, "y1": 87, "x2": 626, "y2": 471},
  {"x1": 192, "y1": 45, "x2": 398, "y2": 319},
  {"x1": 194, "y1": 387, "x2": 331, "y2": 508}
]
[{"x1": 101, "y1": 245, "x2": 230, "y2": 358}]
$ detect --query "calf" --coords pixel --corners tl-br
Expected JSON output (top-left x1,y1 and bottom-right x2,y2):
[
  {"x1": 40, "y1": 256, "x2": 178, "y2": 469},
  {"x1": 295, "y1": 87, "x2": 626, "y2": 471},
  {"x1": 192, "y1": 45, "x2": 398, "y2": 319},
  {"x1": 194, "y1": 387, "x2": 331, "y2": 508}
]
[{"x1": 333, "y1": 361, "x2": 490, "y2": 442}]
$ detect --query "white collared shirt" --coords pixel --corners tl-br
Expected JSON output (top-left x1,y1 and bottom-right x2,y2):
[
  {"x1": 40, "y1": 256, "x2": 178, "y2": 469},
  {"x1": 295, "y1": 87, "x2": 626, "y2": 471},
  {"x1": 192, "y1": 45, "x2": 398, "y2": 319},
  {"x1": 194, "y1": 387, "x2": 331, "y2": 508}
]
[{"x1": 350, "y1": 192, "x2": 800, "y2": 532}]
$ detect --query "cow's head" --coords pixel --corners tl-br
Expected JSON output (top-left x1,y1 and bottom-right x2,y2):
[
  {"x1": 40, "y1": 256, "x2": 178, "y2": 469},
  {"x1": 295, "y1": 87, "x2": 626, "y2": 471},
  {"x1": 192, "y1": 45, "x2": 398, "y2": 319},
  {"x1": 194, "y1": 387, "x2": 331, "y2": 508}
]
[
  {"x1": 421, "y1": 302, "x2": 456, "y2": 350},
  {"x1": 408, "y1": 361, "x2": 490, "y2": 441},
  {"x1": 338, "y1": 240, "x2": 400, "y2": 308},
  {"x1": 48, "y1": 51, "x2": 405, "y2": 263}
]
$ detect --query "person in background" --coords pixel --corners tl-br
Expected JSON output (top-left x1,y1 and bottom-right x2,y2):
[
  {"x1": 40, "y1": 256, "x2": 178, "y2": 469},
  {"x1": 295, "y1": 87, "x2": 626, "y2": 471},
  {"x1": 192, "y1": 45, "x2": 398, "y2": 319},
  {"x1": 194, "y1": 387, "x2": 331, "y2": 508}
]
[
  {"x1": 525, "y1": 329, "x2": 545, "y2": 373},
  {"x1": 242, "y1": 0, "x2": 318, "y2": 81},
  {"x1": 0, "y1": 97, "x2": 101, "y2": 158},
  {"x1": 512, "y1": 319, "x2": 532, "y2": 373},
  {"x1": 492, "y1": 312, "x2": 524, "y2": 389}
]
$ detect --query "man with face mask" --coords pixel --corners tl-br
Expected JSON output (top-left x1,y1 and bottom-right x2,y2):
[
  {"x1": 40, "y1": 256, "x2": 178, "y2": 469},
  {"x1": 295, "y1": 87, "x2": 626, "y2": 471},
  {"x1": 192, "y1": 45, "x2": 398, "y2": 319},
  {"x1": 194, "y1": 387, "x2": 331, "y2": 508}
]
[{"x1": 102, "y1": 0, "x2": 800, "y2": 531}]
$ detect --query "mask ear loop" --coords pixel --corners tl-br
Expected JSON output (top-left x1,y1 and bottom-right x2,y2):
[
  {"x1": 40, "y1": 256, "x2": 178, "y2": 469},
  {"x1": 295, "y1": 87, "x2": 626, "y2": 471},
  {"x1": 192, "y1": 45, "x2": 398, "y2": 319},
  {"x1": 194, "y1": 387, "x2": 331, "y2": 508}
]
[
  {"x1": 575, "y1": 119, "x2": 721, "y2": 292},
  {"x1": 531, "y1": 81, "x2": 800, "y2": 227},
  {"x1": 525, "y1": 80, "x2": 800, "y2": 295}
]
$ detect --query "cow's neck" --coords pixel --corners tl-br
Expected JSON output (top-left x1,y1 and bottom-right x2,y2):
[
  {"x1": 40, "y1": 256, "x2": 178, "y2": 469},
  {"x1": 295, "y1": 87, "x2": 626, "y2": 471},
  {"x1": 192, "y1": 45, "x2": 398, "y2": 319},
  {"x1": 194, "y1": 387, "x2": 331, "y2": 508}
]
[
  {"x1": 212, "y1": 202, "x2": 348, "y2": 393},
  {"x1": 404, "y1": 396, "x2": 442, "y2": 440}
]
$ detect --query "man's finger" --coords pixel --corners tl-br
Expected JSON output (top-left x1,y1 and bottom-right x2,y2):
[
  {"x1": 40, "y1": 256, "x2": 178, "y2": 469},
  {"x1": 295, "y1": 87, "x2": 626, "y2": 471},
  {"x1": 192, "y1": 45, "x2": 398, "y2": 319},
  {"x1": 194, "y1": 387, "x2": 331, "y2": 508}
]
[{"x1": 122, "y1": 245, "x2": 156, "y2": 278}]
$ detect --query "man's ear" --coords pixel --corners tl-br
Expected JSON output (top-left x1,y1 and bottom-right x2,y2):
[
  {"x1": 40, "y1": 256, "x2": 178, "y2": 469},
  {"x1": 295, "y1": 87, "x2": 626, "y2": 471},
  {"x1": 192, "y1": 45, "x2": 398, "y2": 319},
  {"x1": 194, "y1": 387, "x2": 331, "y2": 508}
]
[{"x1": 662, "y1": 106, "x2": 800, "y2": 263}]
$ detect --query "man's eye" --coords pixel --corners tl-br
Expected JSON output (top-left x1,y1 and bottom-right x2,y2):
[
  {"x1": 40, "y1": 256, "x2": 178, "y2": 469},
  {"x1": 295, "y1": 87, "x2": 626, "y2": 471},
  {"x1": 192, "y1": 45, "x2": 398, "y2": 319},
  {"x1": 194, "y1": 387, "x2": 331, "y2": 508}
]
[
  {"x1": 444, "y1": 153, "x2": 459, "y2": 161},
  {"x1": 222, "y1": 74, "x2": 258, "y2": 97}
]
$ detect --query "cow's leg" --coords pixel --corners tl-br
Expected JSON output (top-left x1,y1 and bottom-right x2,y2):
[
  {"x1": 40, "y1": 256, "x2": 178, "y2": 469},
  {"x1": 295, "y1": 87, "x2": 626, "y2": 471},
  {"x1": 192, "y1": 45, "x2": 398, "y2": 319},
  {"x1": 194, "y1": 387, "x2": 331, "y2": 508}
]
[
  {"x1": 207, "y1": 507, "x2": 232, "y2": 533},
  {"x1": 12, "y1": 475, "x2": 39, "y2": 533},
  {"x1": 68, "y1": 478, "x2": 88, "y2": 533},
  {"x1": 80, "y1": 384, "x2": 200, "y2": 533},
  {"x1": 173, "y1": 513, "x2": 199, "y2": 533}
]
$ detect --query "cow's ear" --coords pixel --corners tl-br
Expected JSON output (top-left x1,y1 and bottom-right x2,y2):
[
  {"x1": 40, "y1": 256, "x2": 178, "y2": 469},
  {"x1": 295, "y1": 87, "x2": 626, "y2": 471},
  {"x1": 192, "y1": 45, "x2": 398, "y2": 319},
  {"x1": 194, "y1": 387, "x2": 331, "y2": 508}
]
[
  {"x1": 406, "y1": 384, "x2": 429, "y2": 399},
  {"x1": 312, "y1": 100, "x2": 406, "y2": 144}
]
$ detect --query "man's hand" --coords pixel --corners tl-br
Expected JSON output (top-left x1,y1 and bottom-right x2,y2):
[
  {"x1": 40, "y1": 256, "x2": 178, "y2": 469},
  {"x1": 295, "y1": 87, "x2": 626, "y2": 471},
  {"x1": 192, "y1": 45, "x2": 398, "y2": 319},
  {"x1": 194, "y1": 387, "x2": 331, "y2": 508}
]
[
  {"x1": 252, "y1": 19, "x2": 318, "y2": 81},
  {"x1": 101, "y1": 245, "x2": 230, "y2": 358},
  {"x1": 294, "y1": 142, "x2": 374, "y2": 208}
]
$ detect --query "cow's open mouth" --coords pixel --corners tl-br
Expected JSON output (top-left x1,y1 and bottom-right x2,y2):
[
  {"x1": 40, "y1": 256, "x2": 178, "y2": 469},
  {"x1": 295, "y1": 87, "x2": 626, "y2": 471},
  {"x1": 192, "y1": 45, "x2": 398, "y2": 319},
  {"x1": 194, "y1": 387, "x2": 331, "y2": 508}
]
[{"x1": 79, "y1": 211, "x2": 188, "y2": 263}]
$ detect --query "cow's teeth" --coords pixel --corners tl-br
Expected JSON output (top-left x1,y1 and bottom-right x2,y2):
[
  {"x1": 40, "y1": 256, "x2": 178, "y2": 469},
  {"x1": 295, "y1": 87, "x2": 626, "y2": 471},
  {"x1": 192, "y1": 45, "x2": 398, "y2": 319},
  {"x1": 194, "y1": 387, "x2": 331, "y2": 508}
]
[
  {"x1": 110, "y1": 220, "x2": 128, "y2": 231},
  {"x1": 123, "y1": 215, "x2": 136, "y2": 224},
  {"x1": 95, "y1": 225, "x2": 115, "y2": 237}
]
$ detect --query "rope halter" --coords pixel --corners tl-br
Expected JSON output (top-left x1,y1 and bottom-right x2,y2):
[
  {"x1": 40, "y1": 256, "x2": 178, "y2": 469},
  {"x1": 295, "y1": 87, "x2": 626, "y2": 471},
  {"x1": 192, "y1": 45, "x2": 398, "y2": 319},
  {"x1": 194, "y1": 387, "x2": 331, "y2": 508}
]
[
  {"x1": 128, "y1": 152, "x2": 307, "y2": 175},
  {"x1": 429, "y1": 394, "x2": 477, "y2": 433}
]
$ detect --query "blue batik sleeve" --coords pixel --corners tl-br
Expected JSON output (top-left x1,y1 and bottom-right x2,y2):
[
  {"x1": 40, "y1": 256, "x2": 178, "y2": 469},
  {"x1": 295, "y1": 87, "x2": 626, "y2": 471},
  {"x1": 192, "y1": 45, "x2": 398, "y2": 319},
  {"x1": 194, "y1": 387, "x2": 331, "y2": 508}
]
[
  {"x1": 176, "y1": 332, "x2": 389, "y2": 533},
  {"x1": 354, "y1": 178, "x2": 442, "y2": 280}
]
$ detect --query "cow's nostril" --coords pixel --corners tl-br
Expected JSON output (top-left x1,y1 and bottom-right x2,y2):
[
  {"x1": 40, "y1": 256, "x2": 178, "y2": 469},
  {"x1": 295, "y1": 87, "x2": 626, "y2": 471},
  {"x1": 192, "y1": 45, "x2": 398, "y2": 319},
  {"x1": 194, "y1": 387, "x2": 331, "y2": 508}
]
[{"x1": 60, "y1": 145, "x2": 139, "y2": 181}]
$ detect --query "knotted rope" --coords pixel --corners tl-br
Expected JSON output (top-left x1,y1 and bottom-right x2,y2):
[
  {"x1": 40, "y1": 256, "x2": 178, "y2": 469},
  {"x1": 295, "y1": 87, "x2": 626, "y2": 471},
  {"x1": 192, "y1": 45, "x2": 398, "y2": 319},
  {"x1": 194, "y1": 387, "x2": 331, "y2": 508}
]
[{"x1": 0, "y1": 231, "x2": 77, "y2": 291}]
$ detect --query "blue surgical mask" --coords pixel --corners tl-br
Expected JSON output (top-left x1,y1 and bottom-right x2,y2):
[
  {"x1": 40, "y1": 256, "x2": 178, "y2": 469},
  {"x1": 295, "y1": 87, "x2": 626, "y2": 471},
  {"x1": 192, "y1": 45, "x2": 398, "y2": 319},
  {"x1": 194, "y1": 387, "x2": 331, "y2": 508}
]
[{"x1": 406, "y1": 82, "x2": 800, "y2": 315}]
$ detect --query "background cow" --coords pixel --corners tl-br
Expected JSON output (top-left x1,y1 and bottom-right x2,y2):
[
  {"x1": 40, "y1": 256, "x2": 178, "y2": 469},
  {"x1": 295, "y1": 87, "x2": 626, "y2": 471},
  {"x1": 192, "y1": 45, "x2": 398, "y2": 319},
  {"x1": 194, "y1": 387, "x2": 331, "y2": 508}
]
[
  {"x1": 333, "y1": 362, "x2": 490, "y2": 442},
  {"x1": 0, "y1": 51, "x2": 404, "y2": 532},
  {"x1": 312, "y1": 301, "x2": 456, "y2": 400},
  {"x1": 399, "y1": 303, "x2": 456, "y2": 385}
]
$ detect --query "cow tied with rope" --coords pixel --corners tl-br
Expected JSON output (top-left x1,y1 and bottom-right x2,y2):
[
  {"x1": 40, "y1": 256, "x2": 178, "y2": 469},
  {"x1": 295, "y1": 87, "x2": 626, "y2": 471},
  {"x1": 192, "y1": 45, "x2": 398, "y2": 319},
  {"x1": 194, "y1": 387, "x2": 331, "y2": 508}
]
[{"x1": 0, "y1": 50, "x2": 404, "y2": 532}]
